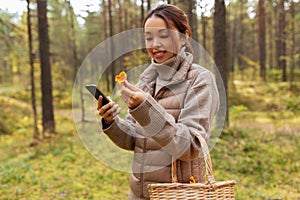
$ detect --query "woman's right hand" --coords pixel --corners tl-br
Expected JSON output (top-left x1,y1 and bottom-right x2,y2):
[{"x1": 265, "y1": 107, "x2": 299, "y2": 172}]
[
  {"x1": 97, "y1": 96, "x2": 120, "y2": 123},
  {"x1": 120, "y1": 80, "x2": 147, "y2": 109}
]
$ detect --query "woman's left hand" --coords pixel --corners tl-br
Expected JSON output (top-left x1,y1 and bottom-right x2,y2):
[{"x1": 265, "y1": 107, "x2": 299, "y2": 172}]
[{"x1": 120, "y1": 80, "x2": 147, "y2": 109}]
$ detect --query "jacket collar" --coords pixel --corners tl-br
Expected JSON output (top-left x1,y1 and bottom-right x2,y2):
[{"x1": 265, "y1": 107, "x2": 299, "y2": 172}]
[{"x1": 139, "y1": 47, "x2": 193, "y2": 86}]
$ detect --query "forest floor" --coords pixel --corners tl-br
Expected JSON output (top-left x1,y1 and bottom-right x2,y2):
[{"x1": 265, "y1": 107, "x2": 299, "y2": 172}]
[{"x1": 0, "y1": 80, "x2": 299, "y2": 199}]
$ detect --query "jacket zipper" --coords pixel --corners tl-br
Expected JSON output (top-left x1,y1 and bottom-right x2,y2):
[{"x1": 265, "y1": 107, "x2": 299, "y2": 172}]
[{"x1": 140, "y1": 138, "x2": 147, "y2": 198}]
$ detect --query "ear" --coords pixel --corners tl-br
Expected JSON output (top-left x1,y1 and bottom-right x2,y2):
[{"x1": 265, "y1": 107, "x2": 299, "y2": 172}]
[{"x1": 180, "y1": 31, "x2": 189, "y2": 46}]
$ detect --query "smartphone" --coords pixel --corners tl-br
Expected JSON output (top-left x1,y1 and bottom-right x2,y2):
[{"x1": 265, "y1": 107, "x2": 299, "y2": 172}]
[{"x1": 85, "y1": 84, "x2": 110, "y2": 106}]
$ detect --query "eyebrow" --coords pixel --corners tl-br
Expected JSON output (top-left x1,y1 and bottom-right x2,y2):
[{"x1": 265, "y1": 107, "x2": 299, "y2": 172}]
[{"x1": 144, "y1": 28, "x2": 168, "y2": 34}]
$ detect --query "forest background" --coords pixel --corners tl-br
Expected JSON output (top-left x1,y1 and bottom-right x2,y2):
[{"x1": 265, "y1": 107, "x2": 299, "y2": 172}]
[{"x1": 0, "y1": 0, "x2": 299, "y2": 199}]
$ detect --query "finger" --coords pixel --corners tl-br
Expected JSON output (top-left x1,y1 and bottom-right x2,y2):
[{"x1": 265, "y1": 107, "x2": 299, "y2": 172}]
[
  {"x1": 124, "y1": 80, "x2": 136, "y2": 91},
  {"x1": 97, "y1": 96, "x2": 103, "y2": 110},
  {"x1": 120, "y1": 81, "x2": 126, "y2": 88},
  {"x1": 102, "y1": 102, "x2": 115, "y2": 118},
  {"x1": 98, "y1": 102, "x2": 112, "y2": 116},
  {"x1": 111, "y1": 104, "x2": 120, "y2": 116},
  {"x1": 102, "y1": 112, "x2": 114, "y2": 123},
  {"x1": 102, "y1": 109, "x2": 113, "y2": 119},
  {"x1": 113, "y1": 107, "x2": 121, "y2": 117},
  {"x1": 121, "y1": 83, "x2": 133, "y2": 97},
  {"x1": 120, "y1": 82, "x2": 126, "y2": 91},
  {"x1": 111, "y1": 103, "x2": 118, "y2": 111}
]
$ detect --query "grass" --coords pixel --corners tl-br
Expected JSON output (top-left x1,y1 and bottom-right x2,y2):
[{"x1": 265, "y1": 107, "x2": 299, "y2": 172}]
[
  {"x1": 0, "y1": 109, "x2": 129, "y2": 199},
  {"x1": 212, "y1": 127, "x2": 300, "y2": 199},
  {"x1": 225, "y1": 79, "x2": 300, "y2": 199},
  {"x1": 0, "y1": 79, "x2": 300, "y2": 199}
]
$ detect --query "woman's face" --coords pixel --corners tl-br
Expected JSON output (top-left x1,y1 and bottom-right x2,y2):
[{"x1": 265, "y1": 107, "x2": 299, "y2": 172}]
[{"x1": 144, "y1": 16, "x2": 185, "y2": 63}]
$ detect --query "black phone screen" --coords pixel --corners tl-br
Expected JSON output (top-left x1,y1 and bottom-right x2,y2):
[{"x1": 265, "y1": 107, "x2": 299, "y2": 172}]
[{"x1": 85, "y1": 84, "x2": 110, "y2": 106}]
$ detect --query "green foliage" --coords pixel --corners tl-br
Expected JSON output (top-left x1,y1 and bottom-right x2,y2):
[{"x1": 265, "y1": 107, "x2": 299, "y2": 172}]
[
  {"x1": 284, "y1": 96, "x2": 300, "y2": 114},
  {"x1": 52, "y1": 88, "x2": 73, "y2": 109},
  {"x1": 229, "y1": 79, "x2": 300, "y2": 114},
  {"x1": 1, "y1": 86, "x2": 32, "y2": 103},
  {"x1": 214, "y1": 127, "x2": 300, "y2": 199},
  {"x1": 229, "y1": 104, "x2": 249, "y2": 121},
  {"x1": 267, "y1": 69, "x2": 284, "y2": 82},
  {"x1": 0, "y1": 97, "x2": 33, "y2": 135},
  {"x1": 1, "y1": 79, "x2": 73, "y2": 110},
  {"x1": 1, "y1": 70, "x2": 300, "y2": 199},
  {"x1": 0, "y1": 110, "x2": 129, "y2": 199}
]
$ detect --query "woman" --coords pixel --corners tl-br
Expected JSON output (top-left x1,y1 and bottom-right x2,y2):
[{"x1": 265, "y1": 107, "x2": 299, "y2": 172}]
[{"x1": 97, "y1": 4, "x2": 220, "y2": 200}]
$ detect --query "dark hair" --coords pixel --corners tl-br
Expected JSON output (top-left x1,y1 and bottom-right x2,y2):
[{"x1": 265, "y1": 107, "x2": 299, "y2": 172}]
[{"x1": 142, "y1": 4, "x2": 194, "y2": 55}]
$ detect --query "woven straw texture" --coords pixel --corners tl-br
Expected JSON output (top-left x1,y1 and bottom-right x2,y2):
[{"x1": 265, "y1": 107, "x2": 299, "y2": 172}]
[{"x1": 147, "y1": 129, "x2": 236, "y2": 200}]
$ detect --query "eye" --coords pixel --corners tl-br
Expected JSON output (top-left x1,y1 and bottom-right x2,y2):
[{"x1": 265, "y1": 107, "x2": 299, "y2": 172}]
[
  {"x1": 145, "y1": 37, "x2": 153, "y2": 42},
  {"x1": 160, "y1": 35, "x2": 169, "y2": 39}
]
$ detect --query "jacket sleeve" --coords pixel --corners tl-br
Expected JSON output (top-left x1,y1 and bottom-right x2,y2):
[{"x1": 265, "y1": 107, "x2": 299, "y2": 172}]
[
  {"x1": 102, "y1": 114, "x2": 137, "y2": 151},
  {"x1": 129, "y1": 70, "x2": 219, "y2": 161}
]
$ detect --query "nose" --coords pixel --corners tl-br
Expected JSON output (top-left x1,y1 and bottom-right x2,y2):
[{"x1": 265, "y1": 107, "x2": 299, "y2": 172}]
[{"x1": 152, "y1": 37, "x2": 161, "y2": 48}]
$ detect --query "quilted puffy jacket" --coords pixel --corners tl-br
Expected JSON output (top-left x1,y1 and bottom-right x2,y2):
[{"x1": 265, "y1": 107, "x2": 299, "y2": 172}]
[{"x1": 103, "y1": 49, "x2": 220, "y2": 199}]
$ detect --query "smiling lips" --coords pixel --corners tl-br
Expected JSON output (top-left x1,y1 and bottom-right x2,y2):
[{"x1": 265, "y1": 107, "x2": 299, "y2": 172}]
[{"x1": 153, "y1": 50, "x2": 167, "y2": 60}]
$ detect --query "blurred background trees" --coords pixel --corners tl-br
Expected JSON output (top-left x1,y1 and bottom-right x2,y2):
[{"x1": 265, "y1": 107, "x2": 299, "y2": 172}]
[
  {"x1": 0, "y1": 0, "x2": 299, "y2": 138},
  {"x1": 0, "y1": 2, "x2": 299, "y2": 198}
]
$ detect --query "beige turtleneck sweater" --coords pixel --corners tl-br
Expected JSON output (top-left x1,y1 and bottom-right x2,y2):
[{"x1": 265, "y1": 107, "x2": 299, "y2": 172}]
[{"x1": 152, "y1": 48, "x2": 185, "y2": 95}]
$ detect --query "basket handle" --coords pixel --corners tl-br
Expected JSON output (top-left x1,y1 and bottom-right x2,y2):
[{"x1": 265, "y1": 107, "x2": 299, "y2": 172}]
[{"x1": 171, "y1": 128, "x2": 216, "y2": 184}]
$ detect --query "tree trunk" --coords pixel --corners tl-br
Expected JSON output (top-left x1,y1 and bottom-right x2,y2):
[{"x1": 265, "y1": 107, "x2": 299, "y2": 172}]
[
  {"x1": 278, "y1": 0, "x2": 287, "y2": 81},
  {"x1": 267, "y1": 0, "x2": 274, "y2": 70},
  {"x1": 27, "y1": 0, "x2": 40, "y2": 145},
  {"x1": 214, "y1": 0, "x2": 228, "y2": 126},
  {"x1": 147, "y1": 0, "x2": 151, "y2": 11},
  {"x1": 289, "y1": 0, "x2": 295, "y2": 90},
  {"x1": 237, "y1": 1, "x2": 245, "y2": 77},
  {"x1": 231, "y1": 17, "x2": 238, "y2": 73},
  {"x1": 198, "y1": 1, "x2": 209, "y2": 63},
  {"x1": 66, "y1": 0, "x2": 86, "y2": 122},
  {"x1": 188, "y1": 0, "x2": 198, "y2": 42},
  {"x1": 37, "y1": 0, "x2": 55, "y2": 135},
  {"x1": 141, "y1": 0, "x2": 144, "y2": 25},
  {"x1": 201, "y1": 16, "x2": 207, "y2": 50},
  {"x1": 258, "y1": 0, "x2": 266, "y2": 81},
  {"x1": 66, "y1": 0, "x2": 78, "y2": 80},
  {"x1": 108, "y1": 0, "x2": 116, "y2": 90},
  {"x1": 275, "y1": 2, "x2": 280, "y2": 70},
  {"x1": 102, "y1": 0, "x2": 110, "y2": 92},
  {"x1": 117, "y1": 0, "x2": 123, "y2": 33},
  {"x1": 124, "y1": 0, "x2": 129, "y2": 30}
]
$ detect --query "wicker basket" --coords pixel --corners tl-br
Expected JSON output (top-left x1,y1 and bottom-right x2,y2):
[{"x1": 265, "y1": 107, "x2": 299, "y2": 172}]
[{"x1": 147, "y1": 129, "x2": 236, "y2": 200}]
